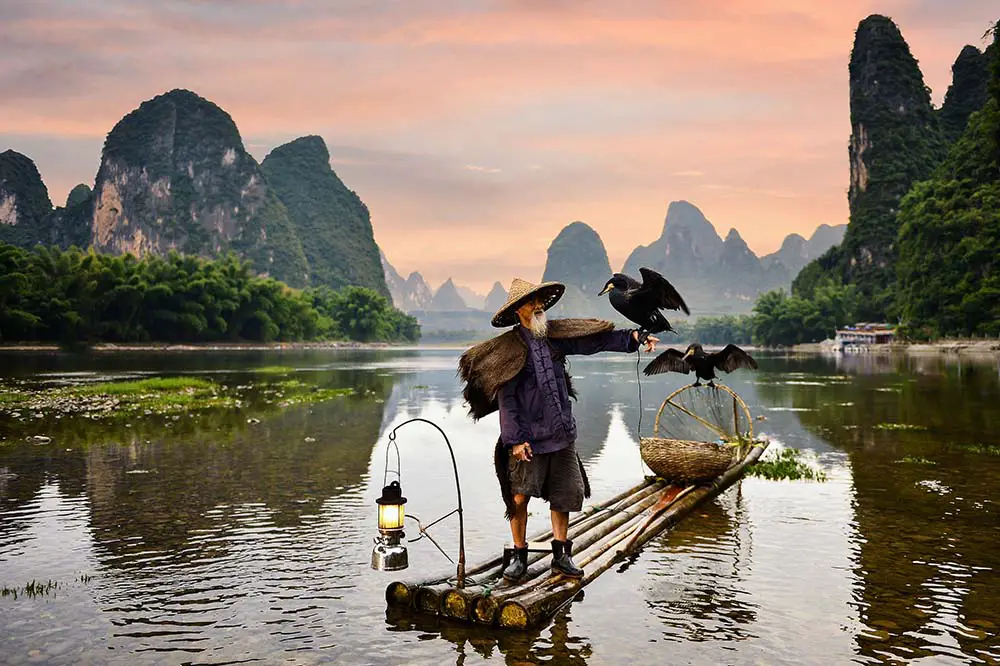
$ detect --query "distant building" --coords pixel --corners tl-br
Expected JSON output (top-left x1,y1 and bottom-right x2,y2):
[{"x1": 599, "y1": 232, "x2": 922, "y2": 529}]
[{"x1": 834, "y1": 323, "x2": 896, "y2": 351}]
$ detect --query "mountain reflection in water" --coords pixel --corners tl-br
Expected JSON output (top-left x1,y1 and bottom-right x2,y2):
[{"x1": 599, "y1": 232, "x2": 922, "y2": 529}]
[{"x1": 0, "y1": 348, "x2": 998, "y2": 665}]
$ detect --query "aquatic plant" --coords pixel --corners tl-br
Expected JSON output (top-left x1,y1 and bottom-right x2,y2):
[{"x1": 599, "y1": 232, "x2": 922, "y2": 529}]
[
  {"x1": 72, "y1": 377, "x2": 214, "y2": 396},
  {"x1": 1, "y1": 579, "x2": 59, "y2": 600},
  {"x1": 955, "y1": 442, "x2": 1000, "y2": 456},
  {"x1": 874, "y1": 423, "x2": 929, "y2": 431},
  {"x1": 254, "y1": 366, "x2": 296, "y2": 375},
  {"x1": 745, "y1": 447, "x2": 828, "y2": 482},
  {"x1": 0, "y1": 374, "x2": 358, "y2": 427},
  {"x1": 896, "y1": 456, "x2": 937, "y2": 465}
]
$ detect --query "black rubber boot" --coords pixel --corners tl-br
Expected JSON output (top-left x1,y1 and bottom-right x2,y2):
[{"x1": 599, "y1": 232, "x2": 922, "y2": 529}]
[
  {"x1": 551, "y1": 540, "x2": 584, "y2": 578},
  {"x1": 502, "y1": 546, "x2": 528, "y2": 582}
]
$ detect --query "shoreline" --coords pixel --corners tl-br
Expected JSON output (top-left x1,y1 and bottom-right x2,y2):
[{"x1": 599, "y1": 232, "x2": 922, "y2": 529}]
[
  {"x1": 2, "y1": 338, "x2": 998, "y2": 355},
  {"x1": 792, "y1": 339, "x2": 1000, "y2": 355},
  {"x1": 0, "y1": 341, "x2": 396, "y2": 353}
]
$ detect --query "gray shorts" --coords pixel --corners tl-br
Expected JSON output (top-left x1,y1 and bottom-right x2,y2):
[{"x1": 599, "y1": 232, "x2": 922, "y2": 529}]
[{"x1": 508, "y1": 443, "x2": 584, "y2": 512}]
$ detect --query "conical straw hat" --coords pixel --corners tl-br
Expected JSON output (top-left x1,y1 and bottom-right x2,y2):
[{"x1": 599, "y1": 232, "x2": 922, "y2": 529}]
[{"x1": 491, "y1": 278, "x2": 565, "y2": 328}]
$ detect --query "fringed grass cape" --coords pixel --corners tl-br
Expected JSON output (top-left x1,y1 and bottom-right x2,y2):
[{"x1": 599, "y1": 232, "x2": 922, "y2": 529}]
[{"x1": 458, "y1": 319, "x2": 614, "y2": 519}]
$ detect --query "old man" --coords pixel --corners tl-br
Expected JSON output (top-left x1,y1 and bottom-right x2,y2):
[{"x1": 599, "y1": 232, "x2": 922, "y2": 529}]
[{"x1": 459, "y1": 278, "x2": 657, "y2": 581}]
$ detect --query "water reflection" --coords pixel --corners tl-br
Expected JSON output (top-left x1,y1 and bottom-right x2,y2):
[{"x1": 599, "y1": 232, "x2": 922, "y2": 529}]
[
  {"x1": 756, "y1": 352, "x2": 1000, "y2": 665},
  {"x1": 643, "y1": 493, "x2": 758, "y2": 644},
  {"x1": 2, "y1": 349, "x2": 1000, "y2": 664},
  {"x1": 386, "y1": 604, "x2": 593, "y2": 665}
]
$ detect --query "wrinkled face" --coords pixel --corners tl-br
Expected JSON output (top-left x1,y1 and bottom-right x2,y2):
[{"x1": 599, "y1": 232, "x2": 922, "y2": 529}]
[
  {"x1": 516, "y1": 296, "x2": 543, "y2": 319},
  {"x1": 517, "y1": 297, "x2": 548, "y2": 337}
]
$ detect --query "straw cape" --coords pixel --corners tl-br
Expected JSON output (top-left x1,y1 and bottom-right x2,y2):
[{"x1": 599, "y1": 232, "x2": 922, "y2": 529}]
[
  {"x1": 490, "y1": 278, "x2": 566, "y2": 328},
  {"x1": 458, "y1": 317, "x2": 614, "y2": 420},
  {"x1": 460, "y1": 279, "x2": 616, "y2": 519}
]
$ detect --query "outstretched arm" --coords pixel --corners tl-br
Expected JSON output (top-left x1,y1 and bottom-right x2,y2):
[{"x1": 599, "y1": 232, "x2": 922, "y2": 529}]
[{"x1": 552, "y1": 329, "x2": 656, "y2": 355}]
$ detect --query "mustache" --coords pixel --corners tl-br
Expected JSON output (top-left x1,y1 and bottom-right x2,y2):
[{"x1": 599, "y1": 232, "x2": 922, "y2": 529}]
[{"x1": 528, "y1": 309, "x2": 548, "y2": 337}]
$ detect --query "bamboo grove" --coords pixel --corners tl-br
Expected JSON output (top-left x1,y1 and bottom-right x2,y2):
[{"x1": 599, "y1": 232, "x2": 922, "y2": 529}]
[{"x1": 0, "y1": 242, "x2": 420, "y2": 346}]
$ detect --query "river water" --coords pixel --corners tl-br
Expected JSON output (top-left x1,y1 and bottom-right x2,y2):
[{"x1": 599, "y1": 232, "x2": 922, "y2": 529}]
[{"x1": 1, "y1": 348, "x2": 998, "y2": 665}]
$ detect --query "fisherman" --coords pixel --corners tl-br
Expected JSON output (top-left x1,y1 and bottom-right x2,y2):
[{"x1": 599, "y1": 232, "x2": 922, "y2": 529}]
[{"x1": 458, "y1": 278, "x2": 657, "y2": 581}]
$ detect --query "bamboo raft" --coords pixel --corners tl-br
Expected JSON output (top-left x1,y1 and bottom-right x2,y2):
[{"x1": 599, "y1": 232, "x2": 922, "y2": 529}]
[{"x1": 384, "y1": 438, "x2": 768, "y2": 630}]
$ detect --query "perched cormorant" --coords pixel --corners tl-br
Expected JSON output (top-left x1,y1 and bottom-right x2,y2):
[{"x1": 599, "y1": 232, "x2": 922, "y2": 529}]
[
  {"x1": 598, "y1": 268, "x2": 689, "y2": 340},
  {"x1": 643, "y1": 342, "x2": 758, "y2": 387}
]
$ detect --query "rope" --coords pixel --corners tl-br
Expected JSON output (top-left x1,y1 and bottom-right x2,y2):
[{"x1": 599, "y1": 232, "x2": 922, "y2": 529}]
[{"x1": 635, "y1": 341, "x2": 646, "y2": 479}]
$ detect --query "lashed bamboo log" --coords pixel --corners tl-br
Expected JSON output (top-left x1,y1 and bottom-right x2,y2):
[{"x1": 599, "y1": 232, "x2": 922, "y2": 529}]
[
  {"x1": 437, "y1": 480, "x2": 665, "y2": 620},
  {"x1": 386, "y1": 478, "x2": 656, "y2": 608},
  {"x1": 469, "y1": 482, "x2": 670, "y2": 624},
  {"x1": 450, "y1": 480, "x2": 666, "y2": 623},
  {"x1": 498, "y1": 442, "x2": 768, "y2": 629}
]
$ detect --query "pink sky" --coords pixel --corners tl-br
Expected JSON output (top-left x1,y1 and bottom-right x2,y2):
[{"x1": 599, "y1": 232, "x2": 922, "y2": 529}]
[{"x1": 1, "y1": 0, "x2": 996, "y2": 293}]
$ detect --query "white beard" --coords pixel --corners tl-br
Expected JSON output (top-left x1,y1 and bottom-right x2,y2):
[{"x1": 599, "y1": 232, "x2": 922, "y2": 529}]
[{"x1": 528, "y1": 310, "x2": 548, "y2": 338}]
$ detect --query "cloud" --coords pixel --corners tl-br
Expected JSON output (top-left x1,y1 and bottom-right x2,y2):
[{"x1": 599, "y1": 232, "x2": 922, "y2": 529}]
[{"x1": 1, "y1": 0, "x2": 996, "y2": 292}]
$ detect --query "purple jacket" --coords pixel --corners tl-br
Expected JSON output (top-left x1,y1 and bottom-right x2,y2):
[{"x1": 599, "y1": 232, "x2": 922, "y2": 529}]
[{"x1": 498, "y1": 326, "x2": 638, "y2": 454}]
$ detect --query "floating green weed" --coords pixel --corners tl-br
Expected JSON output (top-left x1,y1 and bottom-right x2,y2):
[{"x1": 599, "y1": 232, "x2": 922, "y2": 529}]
[
  {"x1": 72, "y1": 377, "x2": 213, "y2": 396},
  {"x1": 0, "y1": 391, "x2": 29, "y2": 407},
  {"x1": 254, "y1": 366, "x2": 296, "y2": 375},
  {"x1": 897, "y1": 456, "x2": 936, "y2": 465},
  {"x1": 276, "y1": 387, "x2": 353, "y2": 407},
  {"x1": 746, "y1": 448, "x2": 827, "y2": 482},
  {"x1": 0, "y1": 374, "x2": 356, "y2": 425},
  {"x1": 874, "y1": 423, "x2": 929, "y2": 431},
  {"x1": 955, "y1": 442, "x2": 1000, "y2": 456},
  {"x1": 0, "y1": 377, "x2": 231, "y2": 420}
]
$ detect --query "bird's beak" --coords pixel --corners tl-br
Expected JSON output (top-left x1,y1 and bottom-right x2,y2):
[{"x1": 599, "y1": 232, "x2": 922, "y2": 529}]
[
  {"x1": 598, "y1": 285, "x2": 610, "y2": 296},
  {"x1": 683, "y1": 349, "x2": 694, "y2": 360}
]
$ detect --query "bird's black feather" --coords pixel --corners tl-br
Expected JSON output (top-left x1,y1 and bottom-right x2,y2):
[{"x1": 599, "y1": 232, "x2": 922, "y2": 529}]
[
  {"x1": 713, "y1": 344, "x2": 759, "y2": 373},
  {"x1": 643, "y1": 342, "x2": 758, "y2": 386},
  {"x1": 638, "y1": 268, "x2": 690, "y2": 314},
  {"x1": 601, "y1": 267, "x2": 689, "y2": 336},
  {"x1": 643, "y1": 348, "x2": 690, "y2": 376}
]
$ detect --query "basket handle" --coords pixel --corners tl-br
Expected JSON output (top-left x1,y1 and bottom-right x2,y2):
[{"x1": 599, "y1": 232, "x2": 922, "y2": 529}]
[
  {"x1": 650, "y1": 383, "x2": 755, "y2": 442},
  {"x1": 652, "y1": 396, "x2": 672, "y2": 438}
]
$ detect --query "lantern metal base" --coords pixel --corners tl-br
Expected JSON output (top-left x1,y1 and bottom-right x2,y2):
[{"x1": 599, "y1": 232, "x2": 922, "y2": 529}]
[{"x1": 372, "y1": 531, "x2": 408, "y2": 572}]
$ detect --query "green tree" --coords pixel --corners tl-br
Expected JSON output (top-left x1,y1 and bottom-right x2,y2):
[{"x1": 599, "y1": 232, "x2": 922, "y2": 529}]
[{"x1": 896, "y1": 29, "x2": 1000, "y2": 338}]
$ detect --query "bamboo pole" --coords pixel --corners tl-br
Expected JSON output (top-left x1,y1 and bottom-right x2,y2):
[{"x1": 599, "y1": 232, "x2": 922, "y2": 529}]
[
  {"x1": 464, "y1": 483, "x2": 667, "y2": 624},
  {"x1": 498, "y1": 500, "x2": 664, "y2": 628},
  {"x1": 470, "y1": 483, "x2": 671, "y2": 624},
  {"x1": 457, "y1": 481, "x2": 666, "y2": 623},
  {"x1": 387, "y1": 478, "x2": 657, "y2": 608},
  {"x1": 436, "y1": 480, "x2": 665, "y2": 621},
  {"x1": 495, "y1": 484, "x2": 699, "y2": 627},
  {"x1": 499, "y1": 443, "x2": 768, "y2": 629}
]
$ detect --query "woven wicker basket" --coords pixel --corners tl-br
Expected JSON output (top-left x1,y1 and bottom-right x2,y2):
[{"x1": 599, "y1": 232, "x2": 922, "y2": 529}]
[
  {"x1": 640, "y1": 384, "x2": 754, "y2": 484},
  {"x1": 639, "y1": 437, "x2": 738, "y2": 484}
]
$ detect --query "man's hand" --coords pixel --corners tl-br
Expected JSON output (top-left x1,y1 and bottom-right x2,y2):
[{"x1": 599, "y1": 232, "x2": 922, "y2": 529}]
[
  {"x1": 513, "y1": 442, "x2": 533, "y2": 462},
  {"x1": 632, "y1": 331, "x2": 659, "y2": 354}
]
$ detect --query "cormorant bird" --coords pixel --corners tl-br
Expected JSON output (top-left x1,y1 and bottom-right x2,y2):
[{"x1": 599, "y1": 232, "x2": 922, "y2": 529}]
[
  {"x1": 598, "y1": 268, "x2": 689, "y2": 340},
  {"x1": 643, "y1": 343, "x2": 758, "y2": 387}
]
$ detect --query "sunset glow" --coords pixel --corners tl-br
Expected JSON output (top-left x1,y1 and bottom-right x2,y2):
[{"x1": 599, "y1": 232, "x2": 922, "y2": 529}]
[{"x1": 1, "y1": 0, "x2": 996, "y2": 292}]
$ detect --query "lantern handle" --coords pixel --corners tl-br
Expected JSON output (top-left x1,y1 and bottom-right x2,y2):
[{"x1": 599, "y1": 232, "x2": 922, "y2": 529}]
[
  {"x1": 384, "y1": 417, "x2": 466, "y2": 588},
  {"x1": 382, "y1": 432, "x2": 402, "y2": 487}
]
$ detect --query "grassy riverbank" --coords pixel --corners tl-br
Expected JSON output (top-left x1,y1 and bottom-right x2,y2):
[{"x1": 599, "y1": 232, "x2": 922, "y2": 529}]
[{"x1": 0, "y1": 374, "x2": 356, "y2": 425}]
